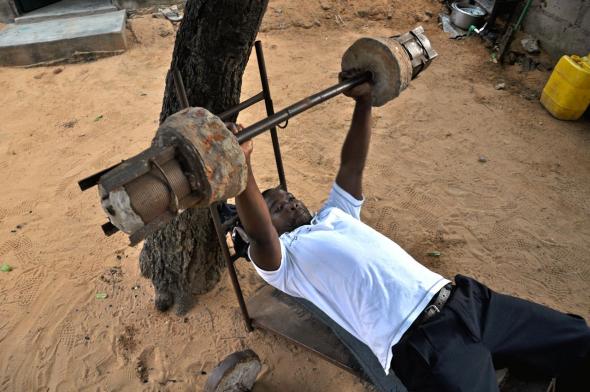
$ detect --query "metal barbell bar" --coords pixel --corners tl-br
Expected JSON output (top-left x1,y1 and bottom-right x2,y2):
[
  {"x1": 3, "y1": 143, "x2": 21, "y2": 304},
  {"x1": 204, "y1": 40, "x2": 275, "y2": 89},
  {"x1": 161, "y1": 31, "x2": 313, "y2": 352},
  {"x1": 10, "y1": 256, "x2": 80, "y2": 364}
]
[{"x1": 79, "y1": 27, "x2": 437, "y2": 245}]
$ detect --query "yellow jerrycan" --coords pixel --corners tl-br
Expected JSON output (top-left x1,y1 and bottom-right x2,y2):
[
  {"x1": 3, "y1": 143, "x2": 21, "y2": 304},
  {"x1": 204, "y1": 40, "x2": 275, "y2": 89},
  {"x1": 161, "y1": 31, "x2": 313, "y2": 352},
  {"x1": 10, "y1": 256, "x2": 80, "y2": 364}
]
[{"x1": 540, "y1": 53, "x2": 590, "y2": 120}]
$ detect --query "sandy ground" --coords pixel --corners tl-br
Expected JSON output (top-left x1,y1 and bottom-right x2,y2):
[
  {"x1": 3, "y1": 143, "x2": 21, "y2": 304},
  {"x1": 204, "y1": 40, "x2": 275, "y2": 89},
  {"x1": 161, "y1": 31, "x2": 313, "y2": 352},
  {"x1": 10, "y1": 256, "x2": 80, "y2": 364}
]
[{"x1": 1, "y1": 0, "x2": 589, "y2": 390}]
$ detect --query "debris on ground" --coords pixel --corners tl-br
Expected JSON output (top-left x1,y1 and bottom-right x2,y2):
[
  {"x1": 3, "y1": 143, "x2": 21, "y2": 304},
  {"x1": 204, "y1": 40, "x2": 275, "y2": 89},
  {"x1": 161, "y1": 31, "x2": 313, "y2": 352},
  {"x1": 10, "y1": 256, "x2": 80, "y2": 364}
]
[
  {"x1": 495, "y1": 82, "x2": 506, "y2": 90},
  {"x1": 1, "y1": 263, "x2": 13, "y2": 272},
  {"x1": 204, "y1": 350, "x2": 261, "y2": 392},
  {"x1": 62, "y1": 119, "x2": 77, "y2": 128},
  {"x1": 158, "y1": 27, "x2": 172, "y2": 37},
  {"x1": 95, "y1": 293, "x2": 108, "y2": 300},
  {"x1": 505, "y1": 51, "x2": 550, "y2": 72},
  {"x1": 520, "y1": 35, "x2": 540, "y2": 54},
  {"x1": 155, "y1": 5, "x2": 183, "y2": 22},
  {"x1": 479, "y1": 155, "x2": 488, "y2": 163},
  {"x1": 100, "y1": 266, "x2": 123, "y2": 284},
  {"x1": 427, "y1": 251, "x2": 441, "y2": 257},
  {"x1": 94, "y1": 115, "x2": 103, "y2": 122},
  {"x1": 439, "y1": 13, "x2": 466, "y2": 39}
]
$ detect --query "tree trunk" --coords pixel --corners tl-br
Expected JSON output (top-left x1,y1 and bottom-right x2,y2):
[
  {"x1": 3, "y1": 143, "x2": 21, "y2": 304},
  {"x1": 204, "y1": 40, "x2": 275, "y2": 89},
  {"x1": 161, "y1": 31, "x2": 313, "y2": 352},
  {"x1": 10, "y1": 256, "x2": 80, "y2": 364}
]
[{"x1": 139, "y1": 0, "x2": 268, "y2": 315}]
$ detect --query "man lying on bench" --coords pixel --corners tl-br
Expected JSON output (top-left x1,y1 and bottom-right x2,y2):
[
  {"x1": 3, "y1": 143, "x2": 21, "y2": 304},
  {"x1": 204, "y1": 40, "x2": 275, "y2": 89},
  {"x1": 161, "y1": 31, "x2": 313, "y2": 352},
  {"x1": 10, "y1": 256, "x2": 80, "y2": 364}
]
[{"x1": 231, "y1": 71, "x2": 590, "y2": 392}]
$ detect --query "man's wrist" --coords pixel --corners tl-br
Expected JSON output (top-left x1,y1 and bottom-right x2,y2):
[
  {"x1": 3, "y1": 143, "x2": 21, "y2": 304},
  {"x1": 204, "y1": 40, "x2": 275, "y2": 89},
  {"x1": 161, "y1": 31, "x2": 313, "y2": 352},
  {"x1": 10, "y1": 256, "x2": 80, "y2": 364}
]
[{"x1": 355, "y1": 94, "x2": 372, "y2": 107}]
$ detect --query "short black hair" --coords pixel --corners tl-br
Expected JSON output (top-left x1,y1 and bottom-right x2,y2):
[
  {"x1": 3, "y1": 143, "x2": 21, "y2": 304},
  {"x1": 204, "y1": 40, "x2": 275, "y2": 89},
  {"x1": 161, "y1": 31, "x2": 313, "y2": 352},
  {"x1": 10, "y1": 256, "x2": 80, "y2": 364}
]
[
  {"x1": 261, "y1": 186, "x2": 281, "y2": 206},
  {"x1": 261, "y1": 188, "x2": 277, "y2": 198}
]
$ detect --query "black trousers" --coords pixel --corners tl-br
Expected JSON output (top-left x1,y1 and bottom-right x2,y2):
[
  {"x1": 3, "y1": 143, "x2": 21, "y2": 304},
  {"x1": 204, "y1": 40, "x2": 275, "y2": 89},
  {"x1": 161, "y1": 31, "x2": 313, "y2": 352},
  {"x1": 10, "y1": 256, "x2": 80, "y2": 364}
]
[{"x1": 390, "y1": 275, "x2": 590, "y2": 392}]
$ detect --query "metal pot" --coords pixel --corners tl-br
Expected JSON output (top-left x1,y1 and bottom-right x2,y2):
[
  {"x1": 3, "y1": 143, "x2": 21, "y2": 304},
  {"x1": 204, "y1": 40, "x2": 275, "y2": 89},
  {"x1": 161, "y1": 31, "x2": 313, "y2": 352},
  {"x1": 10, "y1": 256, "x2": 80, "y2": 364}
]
[{"x1": 450, "y1": 1, "x2": 487, "y2": 30}]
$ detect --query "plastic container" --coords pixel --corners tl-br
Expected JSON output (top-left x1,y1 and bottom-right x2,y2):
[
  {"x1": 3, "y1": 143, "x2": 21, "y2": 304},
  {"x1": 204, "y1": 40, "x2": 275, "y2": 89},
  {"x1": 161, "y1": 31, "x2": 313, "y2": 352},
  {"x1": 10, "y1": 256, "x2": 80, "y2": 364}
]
[{"x1": 540, "y1": 54, "x2": 590, "y2": 120}]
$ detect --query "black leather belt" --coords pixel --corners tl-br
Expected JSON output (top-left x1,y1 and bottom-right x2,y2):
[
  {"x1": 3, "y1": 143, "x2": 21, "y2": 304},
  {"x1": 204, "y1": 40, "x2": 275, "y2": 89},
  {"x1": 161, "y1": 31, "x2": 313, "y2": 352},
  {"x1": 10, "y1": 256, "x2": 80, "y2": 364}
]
[
  {"x1": 396, "y1": 283, "x2": 454, "y2": 347},
  {"x1": 420, "y1": 283, "x2": 453, "y2": 323},
  {"x1": 405, "y1": 283, "x2": 453, "y2": 336}
]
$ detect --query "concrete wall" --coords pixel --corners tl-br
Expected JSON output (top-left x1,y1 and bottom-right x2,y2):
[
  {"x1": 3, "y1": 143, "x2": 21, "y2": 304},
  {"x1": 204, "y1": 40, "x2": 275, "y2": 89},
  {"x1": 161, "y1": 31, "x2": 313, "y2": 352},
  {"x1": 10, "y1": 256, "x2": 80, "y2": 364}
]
[
  {"x1": 0, "y1": 0, "x2": 18, "y2": 23},
  {"x1": 0, "y1": 0, "x2": 184, "y2": 23},
  {"x1": 523, "y1": 0, "x2": 590, "y2": 60}
]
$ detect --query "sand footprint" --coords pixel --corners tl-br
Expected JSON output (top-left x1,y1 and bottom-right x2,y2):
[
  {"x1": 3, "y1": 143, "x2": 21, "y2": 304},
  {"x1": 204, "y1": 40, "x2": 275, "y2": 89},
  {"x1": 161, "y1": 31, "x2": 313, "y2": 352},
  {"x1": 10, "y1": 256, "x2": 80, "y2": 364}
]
[
  {"x1": 135, "y1": 345, "x2": 167, "y2": 384},
  {"x1": 11, "y1": 267, "x2": 45, "y2": 307},
  {"x1": 545, "y1": 245, "x2": 590, "y2": 283},
  {"x1": 0, "y1": 200, "x2": 37, "y2": 218},
  {"x1": 0, "y1": 235, "x2": 35, "y2": 265},
  {"x1": 535, "y1": 264, "x2": 573, "y2": 299},
  {"x1": 372, "y1": 206, "x2": 399, "y2": 239},
  {"x1": 55, "y1": 172, "x2": 85, "y2": 200},
  {"x1": 399, "y1": 201, "x2": 439, "y2": 231},
  {"x1": 57, "y1": 318, "x2": 82, "y2": 352}
]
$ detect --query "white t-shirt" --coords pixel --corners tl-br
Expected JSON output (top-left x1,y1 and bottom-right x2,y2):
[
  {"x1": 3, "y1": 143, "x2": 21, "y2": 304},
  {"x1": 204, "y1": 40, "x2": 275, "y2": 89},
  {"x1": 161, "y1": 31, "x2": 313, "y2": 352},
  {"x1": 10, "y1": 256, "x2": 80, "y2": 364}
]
[{"x1": 250, "y1": 183, "x2": 450, "y2": 372}]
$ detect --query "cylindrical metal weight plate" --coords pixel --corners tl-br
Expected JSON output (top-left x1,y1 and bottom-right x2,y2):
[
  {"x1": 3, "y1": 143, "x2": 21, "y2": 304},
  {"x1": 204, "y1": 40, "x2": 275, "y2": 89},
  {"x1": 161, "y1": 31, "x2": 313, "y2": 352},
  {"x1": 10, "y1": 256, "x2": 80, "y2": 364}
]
[
  {"x1": 153, "y1": 107, "x2": 248, "y2": 207},
  {"x1": 341, "y1": 37, "x2": 413, "y2": 107}
]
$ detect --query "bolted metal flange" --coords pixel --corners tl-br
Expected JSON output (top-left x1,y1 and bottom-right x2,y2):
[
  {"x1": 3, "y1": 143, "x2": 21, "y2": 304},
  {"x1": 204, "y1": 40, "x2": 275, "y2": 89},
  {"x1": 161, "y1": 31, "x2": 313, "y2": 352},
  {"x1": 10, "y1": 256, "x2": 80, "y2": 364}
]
[
  {"x1": 98, "y1": 107, "x2": 247, "y2": 239},
  {"x1": 393, "y1": 26, "x2": 438, "y2": 78}
]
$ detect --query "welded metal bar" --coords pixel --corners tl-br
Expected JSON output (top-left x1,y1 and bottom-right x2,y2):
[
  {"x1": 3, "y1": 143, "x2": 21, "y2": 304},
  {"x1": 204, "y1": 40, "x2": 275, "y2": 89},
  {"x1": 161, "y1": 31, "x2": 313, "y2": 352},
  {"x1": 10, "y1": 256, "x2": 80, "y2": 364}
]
[
  {"x1": 78, "y1": 162, "x2": 122, "y2": 190},
  {"x1": 172, "y1": 68, "x2": 190, "y2": 109},
  {"x1": 210, "y1": 203, "x2": 253, "y2": 331},
  {"x1": 236, "y1": 72, "x2": 370, "y2": 144},
  {"x1": 218, "y1": 92, "x2": 264, "y2": 122},
  {"x1": 101, "y1": 221, "x2": 119, "y2": 236},
  {"x1": 255, "y1": 40, "x2": 288, "y2": 191},
  {"x1": 79, "y1": 71, "x2": 366, "y2": 193}
]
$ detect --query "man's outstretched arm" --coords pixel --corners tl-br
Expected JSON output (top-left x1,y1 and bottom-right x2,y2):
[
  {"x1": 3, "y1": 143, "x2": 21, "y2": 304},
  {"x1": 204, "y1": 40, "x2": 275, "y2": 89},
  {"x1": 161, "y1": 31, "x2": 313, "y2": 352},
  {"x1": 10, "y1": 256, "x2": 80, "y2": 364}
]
[
  {"x1": 230, "y1": 125, "x2": 282, "y2": 272},
  {"x1": 335, "y1": 71, "x2": 373, "y2": 200}
]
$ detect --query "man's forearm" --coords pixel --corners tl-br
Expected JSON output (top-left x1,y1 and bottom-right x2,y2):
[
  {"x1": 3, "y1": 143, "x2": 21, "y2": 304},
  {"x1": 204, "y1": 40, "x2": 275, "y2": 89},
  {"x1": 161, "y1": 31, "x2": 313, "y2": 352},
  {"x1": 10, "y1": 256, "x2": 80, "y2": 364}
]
[
  {"x1": 235, "y1": 162, "x2": 281, "y2": 270},
  {"x1": 236, "y1": 164, "x2": 275, "y2": 243},
  {"x1": 341, "y1": 96, "x2": 372, "y2": 168},
  {"x1": 336, "y1": 95, "x2": 372, "y2": 199}
]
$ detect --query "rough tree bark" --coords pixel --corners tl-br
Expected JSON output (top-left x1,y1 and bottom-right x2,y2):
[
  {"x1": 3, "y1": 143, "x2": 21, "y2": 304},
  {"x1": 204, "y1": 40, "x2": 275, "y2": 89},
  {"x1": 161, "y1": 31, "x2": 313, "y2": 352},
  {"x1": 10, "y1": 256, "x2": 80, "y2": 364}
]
[{"x1": 139, "y1": 0, "x2": 268, "y2": 315}]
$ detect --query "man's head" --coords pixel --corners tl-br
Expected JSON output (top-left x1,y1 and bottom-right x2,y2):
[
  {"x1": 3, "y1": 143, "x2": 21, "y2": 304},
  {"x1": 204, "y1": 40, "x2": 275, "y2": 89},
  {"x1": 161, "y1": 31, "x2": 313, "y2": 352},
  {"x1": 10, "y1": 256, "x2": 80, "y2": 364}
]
[{"x1": 262, "y1": 187, "x2": 313, "y2": 236}]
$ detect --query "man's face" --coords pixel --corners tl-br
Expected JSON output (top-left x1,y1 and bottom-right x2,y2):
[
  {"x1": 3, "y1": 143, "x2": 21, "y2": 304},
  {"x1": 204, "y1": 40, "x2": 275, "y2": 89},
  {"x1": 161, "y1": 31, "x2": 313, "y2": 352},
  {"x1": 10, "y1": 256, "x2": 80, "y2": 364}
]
[{"x1": 263, "y1": 188, "x2": 313, "y2": 235}]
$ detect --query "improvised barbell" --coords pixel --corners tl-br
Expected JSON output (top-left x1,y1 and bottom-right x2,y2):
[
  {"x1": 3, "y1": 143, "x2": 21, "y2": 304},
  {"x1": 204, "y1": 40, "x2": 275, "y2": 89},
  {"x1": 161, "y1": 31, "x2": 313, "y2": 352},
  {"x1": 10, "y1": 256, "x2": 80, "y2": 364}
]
[{"x1": 79, "y1": 27, "x2": 437, "y2": 245}]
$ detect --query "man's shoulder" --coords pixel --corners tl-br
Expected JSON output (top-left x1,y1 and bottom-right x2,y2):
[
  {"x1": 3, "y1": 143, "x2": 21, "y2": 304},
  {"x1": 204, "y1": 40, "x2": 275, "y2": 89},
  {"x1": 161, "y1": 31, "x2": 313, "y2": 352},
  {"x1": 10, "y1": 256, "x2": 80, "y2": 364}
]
[{"x1": 281, "y1": 208, "x2": 363, "y2": 246}]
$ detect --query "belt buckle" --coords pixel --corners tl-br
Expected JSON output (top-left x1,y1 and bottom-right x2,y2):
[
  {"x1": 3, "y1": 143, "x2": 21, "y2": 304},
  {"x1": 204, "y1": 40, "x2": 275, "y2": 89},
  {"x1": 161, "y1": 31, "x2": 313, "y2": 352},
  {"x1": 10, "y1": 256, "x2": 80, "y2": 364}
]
[{"x1": 424, "y1": 304, "x2": 440, "y2": 318}]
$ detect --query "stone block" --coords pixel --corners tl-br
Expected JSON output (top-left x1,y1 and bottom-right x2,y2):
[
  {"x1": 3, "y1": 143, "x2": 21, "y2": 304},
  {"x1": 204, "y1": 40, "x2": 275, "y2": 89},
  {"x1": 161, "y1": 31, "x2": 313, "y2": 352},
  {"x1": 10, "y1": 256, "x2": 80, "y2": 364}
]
[
  {"x1": 524, "y1": 8, "x2": 590, "y2": 59},
  {"x1": 541, "y1": 0, "x2": 585, "y2": 25},
  {"x1": 525, "y1": 9, "x2": 566, "y2": 45},
  {"x1": 0, "y1": 10, "x2": 127, "y2": 66},
  {"x1": 562, "y1": 24, "x2": 590, "y2": 56}
]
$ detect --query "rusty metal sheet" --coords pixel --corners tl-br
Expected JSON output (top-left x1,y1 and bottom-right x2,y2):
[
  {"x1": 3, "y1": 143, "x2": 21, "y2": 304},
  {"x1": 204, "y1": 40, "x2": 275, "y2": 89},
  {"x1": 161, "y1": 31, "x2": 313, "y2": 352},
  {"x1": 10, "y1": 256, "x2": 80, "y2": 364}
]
[{"x1": 247, "y1": 285, "x2": 365, "y2": 378}]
